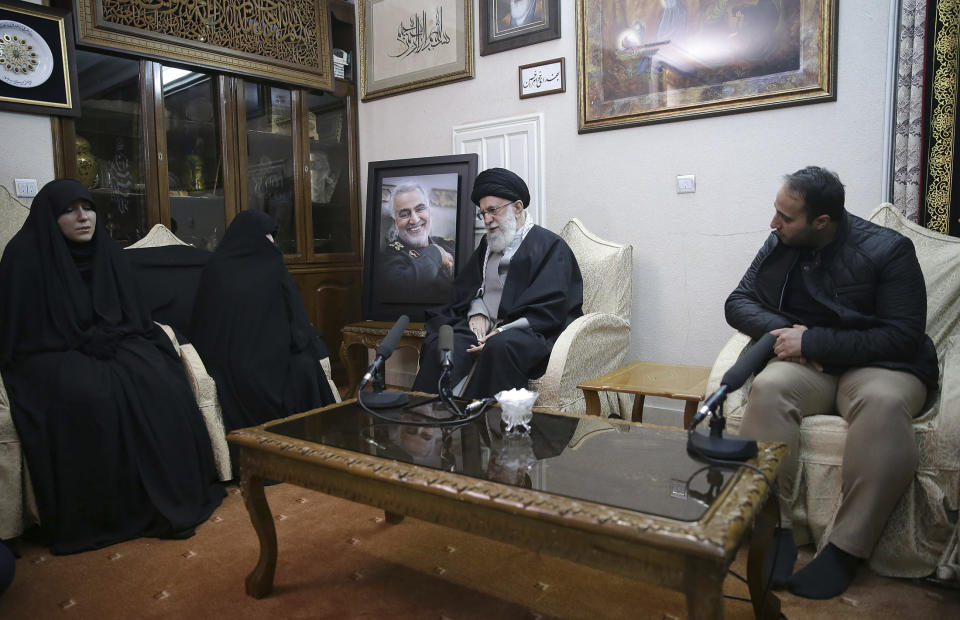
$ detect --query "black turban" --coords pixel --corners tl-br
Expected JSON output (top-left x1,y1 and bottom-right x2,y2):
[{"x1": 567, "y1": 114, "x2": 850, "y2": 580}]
[{"x1": 470, "y1": 167, "x2": 530, "y2": 208}]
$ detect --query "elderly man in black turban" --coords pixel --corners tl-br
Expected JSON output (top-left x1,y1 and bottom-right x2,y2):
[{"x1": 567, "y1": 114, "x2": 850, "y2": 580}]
[{"x1": 412, "y1": 168, "x2": 583, "y2": 400}]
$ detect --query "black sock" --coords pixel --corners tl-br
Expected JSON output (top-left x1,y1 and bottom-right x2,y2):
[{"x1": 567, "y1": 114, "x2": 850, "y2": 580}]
[
  {"x1": 764, "y1": 528, "x2": 797, "y2": 588},
  {"x1": 788, "y1": 543, "x2": 861, "y2": 599}
]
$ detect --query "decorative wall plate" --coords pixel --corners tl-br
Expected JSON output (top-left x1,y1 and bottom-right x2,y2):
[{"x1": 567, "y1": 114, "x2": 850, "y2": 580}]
[{"x1": 0, "y1": 20, "x2": 53, "y2": 88}]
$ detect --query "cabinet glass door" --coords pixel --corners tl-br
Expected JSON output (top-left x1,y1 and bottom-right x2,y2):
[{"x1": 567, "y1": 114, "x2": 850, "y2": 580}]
[
  {"x1": 244, "y1": 82, "x2": 298, "y2": 255},
  {"x1": 306, "y1": 90, "x2": 352, "y2": 255},
  {"x1": 162, "y1": 66, "x2": 226, "y2": 251},
  {"x1": 73, "y1": 51, "x2": 147, "y2": 246}
]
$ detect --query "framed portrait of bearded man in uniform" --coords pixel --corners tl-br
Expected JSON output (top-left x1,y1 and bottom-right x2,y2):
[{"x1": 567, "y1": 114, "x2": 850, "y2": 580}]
[{"x1": 363, "y1": 154, "x2": 478, "y2": 321}]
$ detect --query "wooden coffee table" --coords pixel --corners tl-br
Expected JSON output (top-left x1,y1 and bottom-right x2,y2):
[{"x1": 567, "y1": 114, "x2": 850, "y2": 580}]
[
  {"x1": 228, "y1": 397, "x2": 784, "y2": 619},
  {"x1": 578, "y1": 361, "x2": 712, "y2": 429}
]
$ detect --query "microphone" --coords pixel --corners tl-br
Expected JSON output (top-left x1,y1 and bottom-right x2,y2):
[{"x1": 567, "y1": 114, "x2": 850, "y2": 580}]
[
  {"x1": 358, "y1": 315, "x2": 410, "y2": 409},
  {"x1": 438, "y1": 324, "x2": 454, "y2": 370},
  {"x1": 690, "y1": 332, "x2": 776, "y2": 429},
  {"x1": 359, "y1": 314, "x2": 409, "y2": 390},
  {"x1": 688, "y1": 332, "x2": 775, "y2": 461}
]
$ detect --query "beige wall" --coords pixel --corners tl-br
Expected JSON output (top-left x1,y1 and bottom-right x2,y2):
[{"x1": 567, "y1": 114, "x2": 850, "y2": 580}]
[{"x1": 359, "y1": 0, "x2": 897, "y2": 377}]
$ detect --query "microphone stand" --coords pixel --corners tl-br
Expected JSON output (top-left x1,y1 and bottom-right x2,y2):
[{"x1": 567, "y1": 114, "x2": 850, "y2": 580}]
[
  {"x1": 687, "y1": 398, "x2": 758, "y2": 461},
  {"x1": 359, "y1": 359, "x2": 409, "y2": 409}
]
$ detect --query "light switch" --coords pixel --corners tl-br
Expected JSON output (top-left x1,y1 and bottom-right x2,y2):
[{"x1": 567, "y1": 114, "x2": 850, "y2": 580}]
[
  {"x1": 14, "y1": 178, "x2": 38, "y2": 198},
  {"x1": 676, "y1": 174, "x2": 696, "y2": 194}
]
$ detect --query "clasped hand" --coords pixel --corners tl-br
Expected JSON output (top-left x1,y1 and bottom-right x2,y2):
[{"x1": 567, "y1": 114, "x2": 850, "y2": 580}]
[
  {"x1": 771, "y1": 324, "x2": 823, "y2": 371},
  {"x1": 466, "y1": 314, "x2": 497, "y2": 353}
]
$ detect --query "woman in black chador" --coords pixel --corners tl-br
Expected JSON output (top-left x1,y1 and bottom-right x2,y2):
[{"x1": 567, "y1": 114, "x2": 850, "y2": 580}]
[
  {"x1": 190, "y1": 210, "x2": 335, "y2": 432},
  {"x1": 0, "y1": 179, "x2": 224, "y2": 554}
]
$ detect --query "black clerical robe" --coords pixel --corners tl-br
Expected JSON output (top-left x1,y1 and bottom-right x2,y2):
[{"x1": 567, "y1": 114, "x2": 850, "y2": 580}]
[{"x1": 412, "y1": 225, "x2": 582, "y2": 399}]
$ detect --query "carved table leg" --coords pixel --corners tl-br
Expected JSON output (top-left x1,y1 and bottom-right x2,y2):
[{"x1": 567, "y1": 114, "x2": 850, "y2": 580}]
[
  {"x1": 339, "y1": 340, "x2": 365, "y2": 399},
  {"x1": 684, "y1": 561, "x2": 723, "y2": 620},
  {"x1": 630, "y1": 394, "x2": 646, "y2": 423},
  {"x1": 384, "y1": 510, "x2": 405, "y2": 524},
  {"x1": 240, "y1": 472, "x2": 277, "y2": 598},
  {"x1": 582, "y1": 389, "x2": 602, "y2": 416},
  {"x1": 747, "y1": 493, "x2": 782, "y2": 620},
  {"x1": 683, "y1": 399, "x2": 698, "y2": 430}
]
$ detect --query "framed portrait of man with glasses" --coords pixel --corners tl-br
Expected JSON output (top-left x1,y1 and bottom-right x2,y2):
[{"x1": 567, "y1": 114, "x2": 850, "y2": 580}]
[{"x1": 363, "y1": 154, "x2": 479, "y2": 321}]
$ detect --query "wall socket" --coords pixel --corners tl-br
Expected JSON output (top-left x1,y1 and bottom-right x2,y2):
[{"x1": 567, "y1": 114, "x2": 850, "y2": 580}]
[
  {"x1": 676, "y1": 174, "x2": 696, "y2": 194},
  {"x1": 14, "y1": 178, "x2": 38, "y2": 198}
]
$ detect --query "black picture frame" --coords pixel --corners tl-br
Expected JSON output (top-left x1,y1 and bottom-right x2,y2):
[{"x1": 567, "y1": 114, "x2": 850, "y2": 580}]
[
  {"x1": 363, "y1": 154, "x2": 479, "y2": 322},
  {"x1": 480, "y1": 0, "x2": 560, "y2": 56},
  {"x1": 0, "y1": 0, "x2": 79, "y2": 116}
]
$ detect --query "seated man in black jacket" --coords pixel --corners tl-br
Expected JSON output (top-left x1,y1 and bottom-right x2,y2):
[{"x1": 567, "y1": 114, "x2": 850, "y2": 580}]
[{"x1": 725, "y1": 166, "x2": 938, "y2": 599}]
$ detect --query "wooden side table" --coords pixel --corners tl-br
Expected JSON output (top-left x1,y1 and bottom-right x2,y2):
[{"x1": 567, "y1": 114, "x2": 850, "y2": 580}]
[
  {"x1": 577, "y1": 362, "x2": 712, "y2": 429},
  {"x1": 339, "y1": 320, "x2": 427, "y2": 398}
]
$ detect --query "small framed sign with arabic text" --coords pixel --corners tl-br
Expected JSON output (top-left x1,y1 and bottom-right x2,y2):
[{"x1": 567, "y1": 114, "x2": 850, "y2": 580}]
[{"x1": 518, "y1": 57, "x2": 564, "y2": 99}]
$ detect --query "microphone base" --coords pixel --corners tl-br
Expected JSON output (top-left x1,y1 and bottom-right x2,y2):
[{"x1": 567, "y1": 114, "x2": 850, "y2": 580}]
[
  {"x1": 687, "y1": 430, "x2": 758, "y2": 461},
  {"x1": 360, "y1": 390, "x2": 410, "y2": 409}
]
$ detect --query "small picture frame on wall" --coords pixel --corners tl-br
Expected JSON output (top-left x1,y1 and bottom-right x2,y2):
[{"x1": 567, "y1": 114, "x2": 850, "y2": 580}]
[
  {"x1": 480, "y1": 0, "x2": 560, "y2": 56},
  {"x1": 0, "y1": 0, "x2": 79, "y2": 116},
  {"x1": 519, "y1": 57, "x2": 565, "y2": 99}
]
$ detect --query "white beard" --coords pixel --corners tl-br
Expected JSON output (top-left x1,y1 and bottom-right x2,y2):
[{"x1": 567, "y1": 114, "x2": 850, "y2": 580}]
[{"x1": 486, "y1": 212, "x2": 518, "y2": 253}]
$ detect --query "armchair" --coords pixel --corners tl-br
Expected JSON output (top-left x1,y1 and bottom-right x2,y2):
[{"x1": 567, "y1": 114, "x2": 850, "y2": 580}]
[
  {"x1": 706, "y1": 204, "x2": 960, "y2": 578},
  {"x1": 529, "y1": 218, "x2": 632, "y2": 415}
]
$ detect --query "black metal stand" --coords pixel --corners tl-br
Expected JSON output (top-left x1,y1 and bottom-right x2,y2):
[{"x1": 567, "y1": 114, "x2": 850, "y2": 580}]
[
  {"x1": 359, "y1": 362, "x2": 409, "y2": 409},
  {"x1": 687, "y1": 402, "x2": 758, "y2": 461}
]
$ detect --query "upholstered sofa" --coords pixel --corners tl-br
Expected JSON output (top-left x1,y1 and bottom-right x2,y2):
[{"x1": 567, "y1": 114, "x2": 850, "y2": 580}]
[
  {"x1": 528, "y1": 218, "x2": 632, "y2": 416},
  {"x1": 705, "y1": 203, "x2": 960, "y2": 579}
]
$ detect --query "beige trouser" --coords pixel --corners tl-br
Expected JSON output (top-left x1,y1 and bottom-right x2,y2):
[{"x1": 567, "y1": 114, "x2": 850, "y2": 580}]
[{"x1": 738, "y1": 360, "x2": 927, "y2": 559}]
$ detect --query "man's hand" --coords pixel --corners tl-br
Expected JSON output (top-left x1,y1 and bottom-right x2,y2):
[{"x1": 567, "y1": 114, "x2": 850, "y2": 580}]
[
  {"x1": 467, "y1": 326, "x2": 500, "y2": 354},
  {"x1": 771, "y1": 325, "x2": 823, "y2": 371},
  {"x1": 437, "y1": 244, "x2": 454, "y2": 277},
  {"x1": 771, "y1": 325, "x2": 807, "y2": 358},
  {"x1": 468, "y1": 314, "x2": 490, "y2": 343}
]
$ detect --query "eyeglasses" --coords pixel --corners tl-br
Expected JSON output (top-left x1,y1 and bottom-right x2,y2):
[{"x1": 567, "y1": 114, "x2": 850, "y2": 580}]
[{"x1": 476, "y1": 201, "x2": 514, "y2": 221}]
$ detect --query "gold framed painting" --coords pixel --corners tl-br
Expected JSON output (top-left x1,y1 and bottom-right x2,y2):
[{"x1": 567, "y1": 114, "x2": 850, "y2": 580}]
[
  {"x1": 359, "y1": 0, "x2": 474, "y2": 101},
  {"x1": 577, "y1": 0, "x2": 838, "y2": 132}
]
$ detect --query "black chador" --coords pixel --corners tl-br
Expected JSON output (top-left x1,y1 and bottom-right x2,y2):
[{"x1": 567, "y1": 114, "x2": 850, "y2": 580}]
[
  {"x1": 413, "y1": 225, "x2": 583, "y2": 399},
  {"x1": 0, "y1": 179, "x2": 224, "y2": 554},
  {"x1": 190, "y1": 211, "x2": 335, "y2": 433}
]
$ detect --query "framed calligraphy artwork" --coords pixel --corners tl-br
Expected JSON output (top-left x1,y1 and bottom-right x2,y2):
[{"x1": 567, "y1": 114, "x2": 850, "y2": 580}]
[
  {"x1": 359, "y1": 0, "x2": 474, "y2": 101},
  {"x1": 0, "y1": 1, "x2": 79, "y2": 116},
  {"x1": 480, "y1": 0, "x2": 561, "y2": 56},
  {"x1": 519, "y1": 57, "x2": 565, "y2": 98},
  {"x1": 362, "y1": 154, "x2": 478, "y2": 321},
  {"x1": 73, "y1": 0, "x2": 331, "y2": 91},
  {"x1": 577, "y1": 0, "x2": 838, "y2": 132}
]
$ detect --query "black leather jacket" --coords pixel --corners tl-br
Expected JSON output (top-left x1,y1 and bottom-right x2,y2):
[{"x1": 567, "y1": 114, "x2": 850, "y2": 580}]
[{"x1": 725, "y1": 212, "x2": 939, "y2": 388}]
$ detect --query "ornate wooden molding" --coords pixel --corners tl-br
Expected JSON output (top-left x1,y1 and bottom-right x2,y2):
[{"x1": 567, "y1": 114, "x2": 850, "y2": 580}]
[{"x1": 74, "y1": 0, "x2": 332, "y2": 91}]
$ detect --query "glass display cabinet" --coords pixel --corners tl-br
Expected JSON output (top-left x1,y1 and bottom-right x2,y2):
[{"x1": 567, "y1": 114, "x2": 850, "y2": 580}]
[{"x1": 53, "y1": 3, "x2": 362, "y2": 380}]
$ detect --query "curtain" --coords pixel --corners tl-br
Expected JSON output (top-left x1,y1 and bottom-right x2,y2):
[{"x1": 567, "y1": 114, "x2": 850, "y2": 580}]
[
  {"x1": 892, "y1": 0, "x2": 927, "y2": 223},
  {"x1": 892, "y1": 0, "x2": 959, "y2": 237}
]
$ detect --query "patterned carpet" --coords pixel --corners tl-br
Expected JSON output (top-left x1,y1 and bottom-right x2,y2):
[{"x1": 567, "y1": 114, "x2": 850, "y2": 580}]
[{"x1": 0, "y1": 483, "x2": 956, "y2": 619}]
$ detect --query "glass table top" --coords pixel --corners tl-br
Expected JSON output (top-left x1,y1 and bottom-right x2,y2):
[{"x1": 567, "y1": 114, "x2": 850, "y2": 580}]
[{"x1": 263, "y1": 398, "x2": 739, "y2": 523}]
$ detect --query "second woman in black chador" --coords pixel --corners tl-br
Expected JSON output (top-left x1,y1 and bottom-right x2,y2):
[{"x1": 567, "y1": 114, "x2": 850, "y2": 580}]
[
  {"x1": 189, "y1": 210, "x2": 336, "y2": 432},
  {"x1": 0, "y1": 179, "x2": 224, "y2": 554}
]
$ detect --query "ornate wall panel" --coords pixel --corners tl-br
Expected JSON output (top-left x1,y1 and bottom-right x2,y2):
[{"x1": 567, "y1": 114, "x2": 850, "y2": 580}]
[
  {"x1": 74, "y1": 0, "x2": 332, "y2": 91},
  {"x1": 920, "y1": 0, "x2": 959, "y2": 236}
]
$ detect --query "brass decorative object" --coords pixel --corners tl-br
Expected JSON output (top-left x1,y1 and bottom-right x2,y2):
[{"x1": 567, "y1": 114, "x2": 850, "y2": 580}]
[
  {"x1": 184, "y1": 154, "x2": 205, "y2": 192},
  {"x1": 75, "y1": 135, "x2": 99, "y2": 189},
  {"x1": 74, "y1": 0, "x2": 332, "y2": 91}
]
